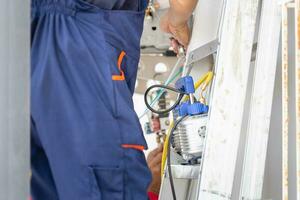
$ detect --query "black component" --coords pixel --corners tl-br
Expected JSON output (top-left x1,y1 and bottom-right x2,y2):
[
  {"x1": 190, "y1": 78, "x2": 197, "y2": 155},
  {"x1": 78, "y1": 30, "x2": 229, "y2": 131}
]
[
  {"x1": 188, "y1": 156, "x2": 202, "y2": 165},
  {"x1": 163, "y1": 50, "x2": 177, "y2": 57},
  {"x1": 144, "y1": 84, "x2": 184, "y2": 115},
  {"x1": 167, "y1": 115, "x2": 189, "y2": 200},
  {"x1": 158, "y1": 91, "x2": 167, "y2": 110},
  {"x1": 157, "y1": 92, "x2": 169, "y2": 118},
  {"x1": 151, "y1": 26, "x2": 157, "y2": 31}
]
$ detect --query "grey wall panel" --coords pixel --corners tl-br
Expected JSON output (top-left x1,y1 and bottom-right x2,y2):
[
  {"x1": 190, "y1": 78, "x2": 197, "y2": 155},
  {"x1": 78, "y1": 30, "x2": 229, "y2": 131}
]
[{"x1": 0, "y1": 0, "x2": 30, "y2": 199}]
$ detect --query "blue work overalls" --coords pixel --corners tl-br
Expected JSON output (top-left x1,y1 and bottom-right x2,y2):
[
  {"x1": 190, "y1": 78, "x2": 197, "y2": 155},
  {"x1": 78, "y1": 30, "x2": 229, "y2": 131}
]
[{"x1": 30, "y1": 0, "x2": 151, "y2": 199}]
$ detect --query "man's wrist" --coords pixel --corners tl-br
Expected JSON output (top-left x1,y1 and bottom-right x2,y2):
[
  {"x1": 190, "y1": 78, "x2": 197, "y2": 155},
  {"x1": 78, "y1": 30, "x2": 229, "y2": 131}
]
[{"x1": 165, "y1": 11, "x2": 188, "y2": 29}]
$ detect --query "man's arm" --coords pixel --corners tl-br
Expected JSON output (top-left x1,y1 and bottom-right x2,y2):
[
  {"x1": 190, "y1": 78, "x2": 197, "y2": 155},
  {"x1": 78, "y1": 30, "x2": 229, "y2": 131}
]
[
  {"x1": 168, "y1": 0, "x2": 198, "y2": 27},
  {"x1": 160, "y1": 0, "x2": 198, "y2": 49},
  {"x1": 147, "y1": 145, "x2": 163, "y2": 195}
]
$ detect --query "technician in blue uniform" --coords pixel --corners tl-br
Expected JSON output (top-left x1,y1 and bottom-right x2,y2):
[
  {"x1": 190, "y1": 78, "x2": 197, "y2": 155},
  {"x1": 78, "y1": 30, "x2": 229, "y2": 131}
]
[{"x1": 30, "y1": 0, "x2": 197, "y2": 199}]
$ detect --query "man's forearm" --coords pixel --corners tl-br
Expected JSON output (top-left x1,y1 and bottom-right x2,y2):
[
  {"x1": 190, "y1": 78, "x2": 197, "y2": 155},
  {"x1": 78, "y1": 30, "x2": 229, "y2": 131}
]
[{"x1": 168, "y1": 0, "x2": 198, "y2": 26}]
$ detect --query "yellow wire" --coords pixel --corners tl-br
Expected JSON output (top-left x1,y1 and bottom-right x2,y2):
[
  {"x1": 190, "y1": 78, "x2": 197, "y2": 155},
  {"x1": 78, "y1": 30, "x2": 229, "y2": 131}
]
[
  {"x1": 182, "y1": 71, "x2": 214, "y2": 102},
  {"x1": 161, "y1": 71, "x2": 213, "y2": 177},
  {"x1": 200, "y1": 71, "x2": 213, "y2": 91},
  {"x1": 161, "y1": 120, "x2": 174, "y2": 177}
]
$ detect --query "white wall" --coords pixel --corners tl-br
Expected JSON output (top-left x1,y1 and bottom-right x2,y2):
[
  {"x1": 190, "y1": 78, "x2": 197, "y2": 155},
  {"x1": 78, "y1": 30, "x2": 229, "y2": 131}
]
[
  {"x1": 263, "y1": 9, "x2": 297, "y2": 200},
  {"x1": 133, "y1": 94, "x2": 158, "y2": 156}
]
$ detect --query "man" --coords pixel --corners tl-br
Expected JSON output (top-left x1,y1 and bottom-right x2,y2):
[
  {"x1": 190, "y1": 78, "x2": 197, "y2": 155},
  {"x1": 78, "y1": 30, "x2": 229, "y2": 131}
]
[{"x1": 30, "y1": 0, "x2": 197, "y2": 199}]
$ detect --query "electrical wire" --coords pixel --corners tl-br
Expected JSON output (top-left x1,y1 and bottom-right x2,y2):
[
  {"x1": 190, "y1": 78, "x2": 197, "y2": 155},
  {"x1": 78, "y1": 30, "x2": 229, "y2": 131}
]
[
  {"x1": 167, "y1": 115, "x2": 189, "y2": 200},
  {"x1": 144, "y1": 85, "x2": 184, "y2": 115},
  {"x1": 196, "y1": 71, "x2": 213, "y2": 91},
  {"x1": 139, "y1": 57, "x2": 185, "y2": 119},
  {"x1": 161, "y1": 71, "x2": 213, "y2": 177},
  {"x1": 161, "y1": 120, "x2": 174, "y2": 177},
  {"x1": 182, "y1": 71, "x2": 213, "y2": 102},
  {"x1": 147, "y1": 68, "x2": 183, "y2": 108},
  {"x1": 159, "y1": 72, "x2": 214, "y2": 198}
]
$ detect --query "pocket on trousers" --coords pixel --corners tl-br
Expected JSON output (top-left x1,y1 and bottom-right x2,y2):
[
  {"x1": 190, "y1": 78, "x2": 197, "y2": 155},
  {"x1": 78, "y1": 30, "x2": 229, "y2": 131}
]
[
  {"x1": 105, "y1": 43, "x2": 135, "y2": 111},
  {"x1": 89, "y1": 166, "x2": 124, "y2": 200}
]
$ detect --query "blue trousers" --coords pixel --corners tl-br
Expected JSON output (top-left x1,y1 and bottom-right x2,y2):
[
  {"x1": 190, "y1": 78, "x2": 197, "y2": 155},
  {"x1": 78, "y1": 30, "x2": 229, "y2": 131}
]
[{"x1": 31, "y1": 1, "x2": 151, "y2": 199}]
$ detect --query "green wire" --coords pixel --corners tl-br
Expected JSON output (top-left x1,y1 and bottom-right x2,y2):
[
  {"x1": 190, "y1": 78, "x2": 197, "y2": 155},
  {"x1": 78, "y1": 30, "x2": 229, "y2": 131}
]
[{"x1": 139, "y1": 67, "x2": 183, "y2": 118}]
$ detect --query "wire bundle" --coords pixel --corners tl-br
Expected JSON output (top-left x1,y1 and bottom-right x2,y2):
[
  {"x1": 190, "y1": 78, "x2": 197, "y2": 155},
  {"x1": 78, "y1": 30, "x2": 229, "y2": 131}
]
[{"x1": 144, "y1": 71, "x2": 214, "y2": 200}]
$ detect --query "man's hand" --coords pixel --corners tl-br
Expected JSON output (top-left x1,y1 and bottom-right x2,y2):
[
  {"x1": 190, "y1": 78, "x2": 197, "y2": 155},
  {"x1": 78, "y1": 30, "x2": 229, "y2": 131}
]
[
  {"x1": 147, "y1": 145, "x2": 163, "y2": 195},
  {"x1": 160, "y1": 0, "x2": 198, "y2": 52},
  {"x1": 160, "y1": 13, "x2": 190, "y2": 51}
]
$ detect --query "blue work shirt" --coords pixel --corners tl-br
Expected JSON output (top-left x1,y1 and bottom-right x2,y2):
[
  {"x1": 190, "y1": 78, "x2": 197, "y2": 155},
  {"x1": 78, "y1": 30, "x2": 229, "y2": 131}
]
[{"x1": 85, "y1": 0, "x2": 148, "y2": 11}]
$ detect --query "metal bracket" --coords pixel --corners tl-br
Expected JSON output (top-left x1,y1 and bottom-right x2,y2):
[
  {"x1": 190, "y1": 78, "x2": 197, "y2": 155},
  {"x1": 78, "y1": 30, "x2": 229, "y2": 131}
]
[
  {"x1": 186, "y1": 39, "x2": 219, "y2": 66},
  {"x1": 164, "y1": 165, "x2": 201, "y2": 179}
]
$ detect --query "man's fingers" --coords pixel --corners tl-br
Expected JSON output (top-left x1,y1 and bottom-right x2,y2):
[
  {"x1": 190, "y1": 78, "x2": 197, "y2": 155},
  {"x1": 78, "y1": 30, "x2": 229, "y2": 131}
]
[
  {"x1": 152, "y1": 165, "x2": 162, "y2": 174},
  {"x1": 175, "y1": 29, "x2": 189, "y2": 48},
  {"x1": 158, "y1": 143, "x2": 163, "y2": 151},
  {"x1": 169, "y1": 22, "x2": 190, "y2": 49},
  {"x1": 147, "y1": 147, "x2": 163, "y2": 163},
  {"x1": 147, "y1": 144, "x2": 163, "y2": 161},
  {"x1": 147, "y1": 145, "x2": 163, "y2": 194},
  {"x1": 170, "y1": 39, "x2": 179, "y2": 54},
  {"x1": 151, "y1": 144, "x2": 163, "y2": 155},
  {"x1": 152, "y1": 152, "x2": 163, "y2": 165},
  {"x1": 169, "y1": 30, "x2": 189, "y2": 53},
  {"x1": 148, "y1": 152, "x2": 162, "y2": 168},
  {"x1": 147, "y1": 151, "x2": 155, "y2": 161},
  {"x1": 148, "y1": 152, "x2": 163, "y2": 168}
]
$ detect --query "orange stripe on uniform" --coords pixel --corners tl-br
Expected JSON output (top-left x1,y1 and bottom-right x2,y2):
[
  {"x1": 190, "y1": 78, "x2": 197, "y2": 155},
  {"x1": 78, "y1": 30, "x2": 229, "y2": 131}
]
[
  {"x1": 112, "y1": 51, "x2": 126, "y2": 81},
  {"x1": 122, "y1": 144, "x2": 145, "y2": 151}
]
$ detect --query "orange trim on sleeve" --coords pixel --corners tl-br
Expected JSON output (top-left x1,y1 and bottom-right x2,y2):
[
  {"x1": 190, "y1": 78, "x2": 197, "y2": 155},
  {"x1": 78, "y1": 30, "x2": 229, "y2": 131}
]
[
  {"x1": 121, "y1": 144, "x2": 145, "y2": 151},
  {"x1": 112, "y1": 51, "x2": 126, "y2": 81}
]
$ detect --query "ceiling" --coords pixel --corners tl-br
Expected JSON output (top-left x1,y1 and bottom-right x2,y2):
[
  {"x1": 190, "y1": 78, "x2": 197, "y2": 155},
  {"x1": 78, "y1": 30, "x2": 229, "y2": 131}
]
[{"x1": 136, "y1": 0, "x2": 177, "y2": 95}]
